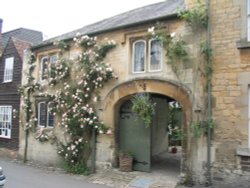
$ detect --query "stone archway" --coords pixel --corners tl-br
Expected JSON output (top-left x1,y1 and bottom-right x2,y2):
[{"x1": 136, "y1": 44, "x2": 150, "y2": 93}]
[{"x1": 102, "y1": 78, "x2": 192, "y2": 171}]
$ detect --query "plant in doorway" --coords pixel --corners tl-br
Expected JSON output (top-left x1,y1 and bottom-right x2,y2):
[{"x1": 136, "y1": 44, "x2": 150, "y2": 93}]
[
  {"x1": 168, "y1": 126, "x2": 183, "y2": 153},
  {"x1": 119, "y1": 151, "x2": 133, "y2": 172},
  {"x1": 131, "y1": 93, "x2": 156, "y2": 127}
]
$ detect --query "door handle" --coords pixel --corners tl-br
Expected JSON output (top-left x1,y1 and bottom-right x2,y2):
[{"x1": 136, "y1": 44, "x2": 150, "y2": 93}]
[{"x1": 134, "y1": 159, "x2": 148, "y2": 165}]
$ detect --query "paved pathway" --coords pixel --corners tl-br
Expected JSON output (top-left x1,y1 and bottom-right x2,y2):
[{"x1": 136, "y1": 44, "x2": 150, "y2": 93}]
[
  {"x1": 0, "y1": 157, "x2": 179, "y2": 188},
  {"x1": 177, "y1": 181, "x2": 250, "y2": 188},
  {"x1": 4, "y1": 157, "x2": 250, "y2": 188}
]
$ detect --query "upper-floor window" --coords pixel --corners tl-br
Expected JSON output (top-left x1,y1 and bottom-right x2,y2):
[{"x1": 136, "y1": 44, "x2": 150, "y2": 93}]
[
  {"x1": 133, "y1": 40, "x2": 146, "y2": 73},
  {"x1": 248, "y1": 0, "x2": 250, "y2": 41},
  {"x1": 37, "y1": 101, "x2": 54, "y2": 128},
  {"x1": 3, "y1": 57, "x2": 14, "y2": 82},
  {"x1": 132, "y1": 39, "x2": 162, "y2": 73},
  {"x1": 0, "y1": 106, "x2": 12, "y2": 138},
  {"x1": 40, "y1": 54, "x2": 57, "y2": 80},
  {"x1": 149, "y1": 39, "x2": 163, "y2": 71}
]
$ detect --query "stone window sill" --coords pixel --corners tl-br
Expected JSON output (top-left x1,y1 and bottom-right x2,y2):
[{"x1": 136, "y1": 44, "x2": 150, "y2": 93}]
[
  {"x1": 236, "y1": 40, "x2": 250, "y2": 49},
  {"x1": 236, "y1": 148, "x2": 250, "y2": 156}
]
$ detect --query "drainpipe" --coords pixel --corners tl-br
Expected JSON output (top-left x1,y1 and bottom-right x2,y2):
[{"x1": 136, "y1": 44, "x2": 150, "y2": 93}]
[
  {"x1": 24, "y1": 89, "x2": 31, "y2": 163},
  {"x1": 91, "y1": 128, "x2": 96, "y2": 173},
  {"x1": 206, "y1": 0, "x2": 212, "y2": 186}
]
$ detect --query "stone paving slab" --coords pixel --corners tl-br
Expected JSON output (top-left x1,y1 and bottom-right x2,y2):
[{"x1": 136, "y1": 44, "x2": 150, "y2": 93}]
[
  {"x1": 88, "y1": 168, "x2": 177, "y2": 188},
  {"x1": 176, "y1": 180, "x2": 250, "y2": 188}
]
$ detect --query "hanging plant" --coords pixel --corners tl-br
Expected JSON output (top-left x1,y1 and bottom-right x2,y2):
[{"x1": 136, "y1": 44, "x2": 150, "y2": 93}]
[{"x1": 131, "y1": 93, "x2": 156, "y2": 127}]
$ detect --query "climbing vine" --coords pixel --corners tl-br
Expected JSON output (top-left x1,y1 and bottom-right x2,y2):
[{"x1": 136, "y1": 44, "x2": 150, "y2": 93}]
[
  {"x1": 178, "y1": 0, "x2": 208, "y2": 30},
  {"x1": 148, "y1": 24, "x2": 188, "y2": 74},
  {"x1": 190, "y1": 120, "x2": 216, "y2": 138},
  {"x1": 148, "y1": 1, "x2": 214, "y2": 141},
  {"x1": 20, "y1": 33, "x2": 116, "y2": 174},
  {"x1": 178, "y1": 0, "x2": 215, "y2": 141}
]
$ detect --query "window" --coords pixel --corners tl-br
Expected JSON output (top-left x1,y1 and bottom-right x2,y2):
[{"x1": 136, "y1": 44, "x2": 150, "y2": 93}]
[
  {"x1": 40, "y1": 54, "x2": 57, "y2": 80},
  {"x1": 0, "y1": 106, "x2": 12, "y2": 138},
  {"x1": 132, "y1": 39, "x2": 162, "y2": 73},
  {"x1": 37, "y1": 102, "x2": 54, "y2": 127},
  {"x1": 248, "y1": 0, "x2": 250, "y2": 41},
  {"x1": 133, "y1": 40, "x2": 146, "y2": 73},
  {"x1": 248, "y1": 86, "x2": 250, "y2": 148},
  {"x1": 149, "y1": 39, "x2": 163, "y2": 72},
  {"x1": 3, "y1": 57, "x2": 14, "y2": 82}
]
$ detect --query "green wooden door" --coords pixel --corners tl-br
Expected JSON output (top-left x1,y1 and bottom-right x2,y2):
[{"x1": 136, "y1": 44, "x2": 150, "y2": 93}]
[{"x1": 119, "y1": 100, "x2": 151, "y2": 172}]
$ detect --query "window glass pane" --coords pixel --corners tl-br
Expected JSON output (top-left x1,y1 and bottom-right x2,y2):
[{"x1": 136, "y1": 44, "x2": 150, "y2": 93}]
[
  {"x1": 149, "y1": 40, "x2": 162, "y2": 71},
  {"x1": 0, "y1": 106, "x2": 12, "y2": 138},
  {"x1": 248, "y1": 0, "x2": 250, "y2": 41},
  {"x1": 4, "y1": 57, "x2": 14, "y2": 82},
  {"x1": 248, "y1": 0, "x2": 250, "y2": 14},
  {"x1": 50, "y1": 55, "x2": 57, "y2": 65},
  {"x1": 38, "y1": 102, "x2": 46, "y2": 127},
  {"x1": 41, "y1": 57, "x2": 48, "y2": 80},
  {"x1": 47, "y1": 103, "x2": 54, "y2": 127},
  {"x1": 133, "y1": 41, "x2": 145, "y2": 72}
]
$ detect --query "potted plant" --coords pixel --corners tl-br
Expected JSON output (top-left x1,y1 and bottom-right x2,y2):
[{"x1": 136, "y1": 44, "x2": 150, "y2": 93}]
[{"x1": 119, "y1": 151, "x2": 133, "y2": 172}]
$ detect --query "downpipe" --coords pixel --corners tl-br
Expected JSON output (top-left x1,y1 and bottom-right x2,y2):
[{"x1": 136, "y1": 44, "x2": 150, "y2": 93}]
[{"x1": 206, "y1": 0, "x2": 212, "y2": 186}]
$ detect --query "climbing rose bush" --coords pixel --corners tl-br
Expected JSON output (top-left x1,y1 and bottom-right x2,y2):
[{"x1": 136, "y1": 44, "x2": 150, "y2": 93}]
[{"x1": 21, "y1": 33, "x2": 117, "y2": 174}]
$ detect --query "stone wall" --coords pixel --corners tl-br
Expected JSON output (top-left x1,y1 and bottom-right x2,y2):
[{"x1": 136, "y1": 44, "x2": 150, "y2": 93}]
[
  {"x1": 18, "y1": 3, "x2": 209, "y2": 183},
  {"x1": 209, "y1": 0, "x2": 250, "y2": 182}
]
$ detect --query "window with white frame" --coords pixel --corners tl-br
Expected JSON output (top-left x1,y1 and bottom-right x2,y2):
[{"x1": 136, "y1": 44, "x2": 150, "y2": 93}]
[
  {"x1": 133, "y1": 40, "x2": 146, "y2": 73},
  {"x1": 248, "y1": 0, "x2": 250, "y2": 41},
  {"x1": 132, "y1": 39, "x2": 162, "y2": 73},
  {"x1": 47, "y1": 102, "x2": 54, "y2": 127},
  {"x1": 248, "y1": 86, "x2": 250, "y2": 148},
  {"x1": 3, "y1": 57, "x2": 14, "y2": 82},
  {"x1": 0, "y1": 106, "x2": 12, "y2": 138},
  {"x1": 149, "y1": 39, "x2": 163, "y2": 72},
  {"x1": 37, "y1": 101, "x2": 54, "y2": 127},
  {"x1": 40, "y1": 54, "x2": 57, "y2": 80}
]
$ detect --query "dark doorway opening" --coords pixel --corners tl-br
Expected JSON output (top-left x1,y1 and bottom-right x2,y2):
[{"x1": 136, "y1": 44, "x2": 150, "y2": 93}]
[{"x1": 118, "y1": 93, "x2": 182, "y2": 177}]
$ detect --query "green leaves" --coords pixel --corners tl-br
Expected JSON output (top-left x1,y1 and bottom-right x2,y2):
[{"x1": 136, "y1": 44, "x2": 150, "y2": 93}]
[
  {"x1": 131, "y1": 93, "x2": 156, "y2": 127},
  {"x1": 148, "y1": 22, "x2": 188, "y2": 75},
  {"x1": 178, "y1": 0, "x2": 208, "y2": 30}
]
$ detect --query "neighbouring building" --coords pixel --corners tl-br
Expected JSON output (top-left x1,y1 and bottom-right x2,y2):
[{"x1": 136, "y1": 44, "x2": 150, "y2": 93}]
[
  {"x1": 18, "y1": 0, "x2": 250, "y2": 185},
  {"x1": 0, "y1": 21, "x2": 43, "y2": 157}
]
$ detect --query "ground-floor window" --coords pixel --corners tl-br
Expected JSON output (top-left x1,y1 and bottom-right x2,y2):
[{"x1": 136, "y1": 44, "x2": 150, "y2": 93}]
[
  {"x1": 37, "y1": 101, "x2": 54, "y2": 128},
  {"x1": 248, "y1": 86, "x2": 250, "y2": 148},
  {"x1": 0, "y1": 106, "x2": 12, "y2": 138}
]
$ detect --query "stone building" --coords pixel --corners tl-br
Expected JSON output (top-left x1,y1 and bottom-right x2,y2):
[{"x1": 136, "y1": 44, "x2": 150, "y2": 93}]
[{"x1": 18, "y1": 0, "x2": 250, "y2": 185}]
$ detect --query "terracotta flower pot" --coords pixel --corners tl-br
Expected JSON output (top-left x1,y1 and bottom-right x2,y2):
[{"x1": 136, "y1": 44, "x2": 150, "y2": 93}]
[{"x1": 171, "y1": 146, "x2": 177, "y2": 153}]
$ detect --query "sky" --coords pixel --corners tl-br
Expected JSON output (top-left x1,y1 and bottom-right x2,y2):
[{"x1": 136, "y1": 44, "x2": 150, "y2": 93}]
[{"x1": 1, "y1": 0, "x2": 163, "y2": 40}]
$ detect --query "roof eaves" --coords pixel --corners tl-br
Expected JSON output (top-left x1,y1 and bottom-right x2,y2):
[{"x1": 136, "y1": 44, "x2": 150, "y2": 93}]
[{"x1": 31, "y1": 13, "x2": 179, "y2": 51}]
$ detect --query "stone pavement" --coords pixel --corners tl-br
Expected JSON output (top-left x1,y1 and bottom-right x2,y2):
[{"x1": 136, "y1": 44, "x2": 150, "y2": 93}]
[
  {"x1": 176, "y1": 180, "x2": 250, "y2": 188},
  {"x1": 87, "y1": 169, "x2": 250, "y2": 188},
  {"x1": 87, "y1": 168, "x2": 250, "y2": 188},
  {"x1": 87, "y1": 168, "x2": 178, "y2": 188}
]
